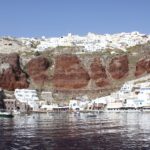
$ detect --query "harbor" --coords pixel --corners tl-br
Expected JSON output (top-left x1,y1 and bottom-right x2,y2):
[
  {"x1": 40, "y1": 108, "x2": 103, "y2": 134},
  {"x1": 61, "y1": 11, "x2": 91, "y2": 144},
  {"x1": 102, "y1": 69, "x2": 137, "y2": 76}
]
[{"x1": 1, "y1": 112, "x2": 150, "y2": 150}]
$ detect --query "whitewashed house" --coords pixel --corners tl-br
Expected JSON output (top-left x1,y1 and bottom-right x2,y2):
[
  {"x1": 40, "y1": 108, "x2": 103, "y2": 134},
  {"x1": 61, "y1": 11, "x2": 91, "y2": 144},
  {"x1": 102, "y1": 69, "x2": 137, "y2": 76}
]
[
  {"x1": 138, "y1": 87, "x2": 150, "y2": 107},
  {"x1": 120, "y1": 82, "x2": 133, "y2": 93},
  {"x1": 41, "y1": 104, "x2": 58, "y2": 111},
  {"x1": 14, "y1": 89, "x2": 39, "y2": 111},
  {"x1": 41, "y1": 91, "x2": 53, "y2": 104},
  {"x1": 69, "y1": 100, "x2": 80, "y2": 111}
]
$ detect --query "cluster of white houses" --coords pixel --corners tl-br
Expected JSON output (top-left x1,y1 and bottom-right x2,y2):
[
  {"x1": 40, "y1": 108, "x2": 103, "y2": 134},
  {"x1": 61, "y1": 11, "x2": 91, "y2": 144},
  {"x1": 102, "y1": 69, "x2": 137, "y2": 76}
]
[
  {"x1": 3, "y1": 89, "x2": 38, "y2": 112},
  {"x1": 3, "y1": 89, "x2": 69, "y2": 113},
  {"x1": 69, "y1": 81, "x2": 150, "y2": 112},
  {"x1": 20, "y1": 32, "x2": 150, "y2": 52},
  {"x1": 2, "y1": 76, "x2": 150, "y2": 113}
]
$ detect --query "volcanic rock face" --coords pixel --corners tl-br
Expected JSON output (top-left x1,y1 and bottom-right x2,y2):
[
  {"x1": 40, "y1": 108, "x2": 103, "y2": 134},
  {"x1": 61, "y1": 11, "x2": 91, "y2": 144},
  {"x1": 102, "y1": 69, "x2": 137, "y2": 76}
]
[
  {"x1": 27, "y1": 56, "x2": 50, "y2": 84},
  {"x1": 90, "y1": 58, "x2": 109, "y2": 87},
  {"x1": 53, "y1": 55, "x2": 90, "y2": 89},
  {"x1": 108, "y1": 55, "x2": 129, "y2": 79},
  {"x1": 135, "y1": 58, "x2": 150, "y2": 76},
  {"x1": 0, "y1": 53, "x2": 29, "y2": 90}
]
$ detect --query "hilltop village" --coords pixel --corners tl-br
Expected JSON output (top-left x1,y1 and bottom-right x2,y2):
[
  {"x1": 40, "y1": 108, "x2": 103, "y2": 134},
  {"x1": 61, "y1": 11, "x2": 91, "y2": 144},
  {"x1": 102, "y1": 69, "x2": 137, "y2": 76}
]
[
  {"x1": 0, "y1": 32, "x2": 150, "y2": 113},
  {"x1": 20, "y1": 31, "x2": 150, "y2": 52}
]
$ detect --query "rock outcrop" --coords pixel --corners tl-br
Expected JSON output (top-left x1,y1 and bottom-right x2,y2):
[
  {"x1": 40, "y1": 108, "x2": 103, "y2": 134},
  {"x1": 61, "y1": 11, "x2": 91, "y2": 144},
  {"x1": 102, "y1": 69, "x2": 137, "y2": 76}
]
[
  {"x1": 27, "y1": 56, "x2": 50, "y2": 84},
  {"x1": 90, "y1": 58, "x2": 109, "y2": 87},
  {"x1": 0, "y1": 53, "x2": 29, "y2": 90},
  {"x1": 0, "y1": 47, "x2": 149, "y2": 98},
  {"x1": 108, "y1": 55, "x2": 129, "y2": 79},
  {"x1": 135, "y1": 58, "x2": 150, "y2": 76},
  {"x1": 53, "y1": 55, "x2": 90, "y2": 89}
]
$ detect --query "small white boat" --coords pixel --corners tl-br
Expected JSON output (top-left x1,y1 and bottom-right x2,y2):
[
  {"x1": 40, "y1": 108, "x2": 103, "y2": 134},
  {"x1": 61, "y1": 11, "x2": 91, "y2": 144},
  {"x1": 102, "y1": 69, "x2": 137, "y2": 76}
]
[{"x1": 0, "y1": 109, "x2": 14, "y2": 118}]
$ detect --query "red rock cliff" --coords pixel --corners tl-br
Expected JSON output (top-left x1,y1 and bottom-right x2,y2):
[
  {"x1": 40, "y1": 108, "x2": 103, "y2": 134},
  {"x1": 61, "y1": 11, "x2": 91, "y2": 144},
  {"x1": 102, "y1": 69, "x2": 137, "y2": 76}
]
[
  {"x1": 27, "y1": 56, "x2": 50, "y2": 84},
  {"x1": 135, "y1": 58, "x2": 150, "y2": 76},
  {"x1": 0, "y1": 53, "x2": 29, "y2": 90},
  {"x1": 53, "y1": 55, "x2": 90, "y2": 89},
  {"x1": 108, "y1": 55, "x2": 129, "y2": 79},
  {"x1": 90, "y1": 57, "x2": 109, "y2": 87}
]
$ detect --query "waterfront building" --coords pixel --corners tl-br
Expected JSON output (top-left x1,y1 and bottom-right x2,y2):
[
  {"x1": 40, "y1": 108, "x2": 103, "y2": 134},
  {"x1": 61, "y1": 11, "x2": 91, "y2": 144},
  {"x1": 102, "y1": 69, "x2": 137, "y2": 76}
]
[
  {"x1": 106, "y1": 101, "x2": 123, "y2": 109},
  {"x1": 69, "y1": 100, "x2": 80, "y2": 111},
  {"x1": 138, "y1": 87, "x2": 150, "y2": 107},
  {"x1": 90, "y1": 96, "x2": 108, "y2": 110},
  {"x1": 3, "y1": 99, "x2": 31, "y2": 112},
  {"x1": 3, "y1": 99, "x2": 16, "y2": 111},
  {"x1": 107, "y1": 81, "x2": 150, "y2": 109},
  {"x1": 41, "y1": 104, "x2": 59, "y2": 111},
  {"x1": 14, "y1": 89, "x2": 39, "y2": 111},
  {"x1": 41, "y1": 91, "x2": 53, "y2": 105},
  {"x1": 78, "y1": 101, "x2": 89, "y2": 111},
  {"x1": 123, "y1": 98, "x2": 143, "y2": 108}
]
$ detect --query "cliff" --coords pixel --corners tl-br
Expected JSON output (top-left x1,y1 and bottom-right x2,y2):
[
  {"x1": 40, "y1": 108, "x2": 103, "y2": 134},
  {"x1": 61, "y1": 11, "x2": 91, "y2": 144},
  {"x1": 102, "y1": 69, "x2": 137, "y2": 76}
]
[
  {"x1": 0, "y1": 53, "x2": 29, "y2": 90},
  {"x1": 52, "y1": 55, "x2": 90, "y2": 89},
  {"x1": 0, "y1": 35, "x2": 150, "y2": 99}
]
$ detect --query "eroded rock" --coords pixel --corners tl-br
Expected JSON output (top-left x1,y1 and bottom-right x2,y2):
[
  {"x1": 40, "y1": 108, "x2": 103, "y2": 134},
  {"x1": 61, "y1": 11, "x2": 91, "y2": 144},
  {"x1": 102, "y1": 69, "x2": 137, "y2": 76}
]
[
  {"x1": 90, "y1": 57, "x2": 109, "y2": 87},
  {"x1": 0, "y1": 53, "x2": 29, "y2": 90},
  {"x1": 53, "y1": 55, "x2": 90, "y2": 89},
  {"x1": 135, "y1": 58, "x2": 150, "y2": 76},
  {"x1": 27, "y1": 56, "x2": 50, "y2": 84},
  {"x1": 108, "y1": 55, "x2": 129, "y2": 79}
]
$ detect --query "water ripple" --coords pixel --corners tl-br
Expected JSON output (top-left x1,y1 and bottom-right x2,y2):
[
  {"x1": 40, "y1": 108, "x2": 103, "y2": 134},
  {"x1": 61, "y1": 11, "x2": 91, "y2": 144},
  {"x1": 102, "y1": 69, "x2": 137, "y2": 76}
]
[{"x1": 1, "y1": 113, "x2": 150, "y2": 150}]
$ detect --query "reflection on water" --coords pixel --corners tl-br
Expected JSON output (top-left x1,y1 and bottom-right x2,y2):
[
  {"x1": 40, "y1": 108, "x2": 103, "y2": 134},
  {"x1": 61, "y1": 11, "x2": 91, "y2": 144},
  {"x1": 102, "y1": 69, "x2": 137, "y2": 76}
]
[{"x1": 0, "y1": 112, "x2": 150, "y2": 150}]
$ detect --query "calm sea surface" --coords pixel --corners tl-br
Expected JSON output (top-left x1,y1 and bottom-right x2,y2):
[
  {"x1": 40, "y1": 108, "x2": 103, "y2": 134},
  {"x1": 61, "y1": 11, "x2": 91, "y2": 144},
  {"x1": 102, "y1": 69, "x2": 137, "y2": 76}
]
[{"x1": 0, "y1": 112, "x2": 150, "y2": 150}]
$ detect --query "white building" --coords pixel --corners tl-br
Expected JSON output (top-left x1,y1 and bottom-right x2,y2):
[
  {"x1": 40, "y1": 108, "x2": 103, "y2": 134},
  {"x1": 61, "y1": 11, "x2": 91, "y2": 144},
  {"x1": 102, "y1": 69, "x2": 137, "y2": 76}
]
[
  {"x1": 107, "y1": 102, "x2": 123, "y2": 109},
  {"x1": 69, "y1": 100, "x2": 80, "y2": 111},
  {"x1": 14, "y1": 89, "x2": 39, "y2": 111},
  {"x1": 41, "y1": 104, "x2": 58, "y2": 111},
  {"x1": 92, "y1": 96, "x2": 109, "y2": 105},
  {"x1": 138, "y1": 87, "x2": 150, "y2": 107},
  {"x1": 18, "y1": 31, "x2": 150, "y2": 52},
  {"x1": 120, "y1": 83, "x2": 133, "y2": 93},
  {"x1": 41, "y1": 91, "x2": 53, "y2": 104}
]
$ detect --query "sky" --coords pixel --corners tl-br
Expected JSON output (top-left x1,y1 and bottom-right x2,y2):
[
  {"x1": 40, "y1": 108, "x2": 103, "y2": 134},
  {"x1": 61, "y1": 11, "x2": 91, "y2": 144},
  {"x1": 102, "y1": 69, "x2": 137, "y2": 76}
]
[{"x1": 0, "y1": 0, "x2": 150, "y2": 37}]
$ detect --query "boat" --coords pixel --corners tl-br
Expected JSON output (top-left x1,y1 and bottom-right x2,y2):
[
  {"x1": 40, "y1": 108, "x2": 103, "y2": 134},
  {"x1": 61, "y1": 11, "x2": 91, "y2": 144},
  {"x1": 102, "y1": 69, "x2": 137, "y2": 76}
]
[
  {"x1": 140, "y1": 106, "x2": 150, "y2": 112},
  {"x1": 104, "y1": 107, "x2": 142, "y2": 113},
  {"x1": 0, "y1": 109, "x2": 14, "y2": 118},
  {"x1": 87, "y1": 113, "x2": 97, "y2": 117}
]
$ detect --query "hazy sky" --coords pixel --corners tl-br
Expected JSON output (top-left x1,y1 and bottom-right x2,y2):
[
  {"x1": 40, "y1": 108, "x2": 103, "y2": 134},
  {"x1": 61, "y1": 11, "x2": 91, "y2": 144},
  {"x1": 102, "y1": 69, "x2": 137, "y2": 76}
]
[{"x1": 0, "y1": 0, "x2": 149, "y2": 37}]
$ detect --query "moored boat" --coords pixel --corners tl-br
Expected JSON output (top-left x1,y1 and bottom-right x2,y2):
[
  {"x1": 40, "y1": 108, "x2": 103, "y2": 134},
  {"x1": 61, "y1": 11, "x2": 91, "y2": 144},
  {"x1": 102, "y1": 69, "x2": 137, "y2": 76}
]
[
  {"x1": 0, "y1": 109, "x2": 14, "y2": 118},
  {"x1": 87, "y1": 113, "x2": 97, "y2": 117}
]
